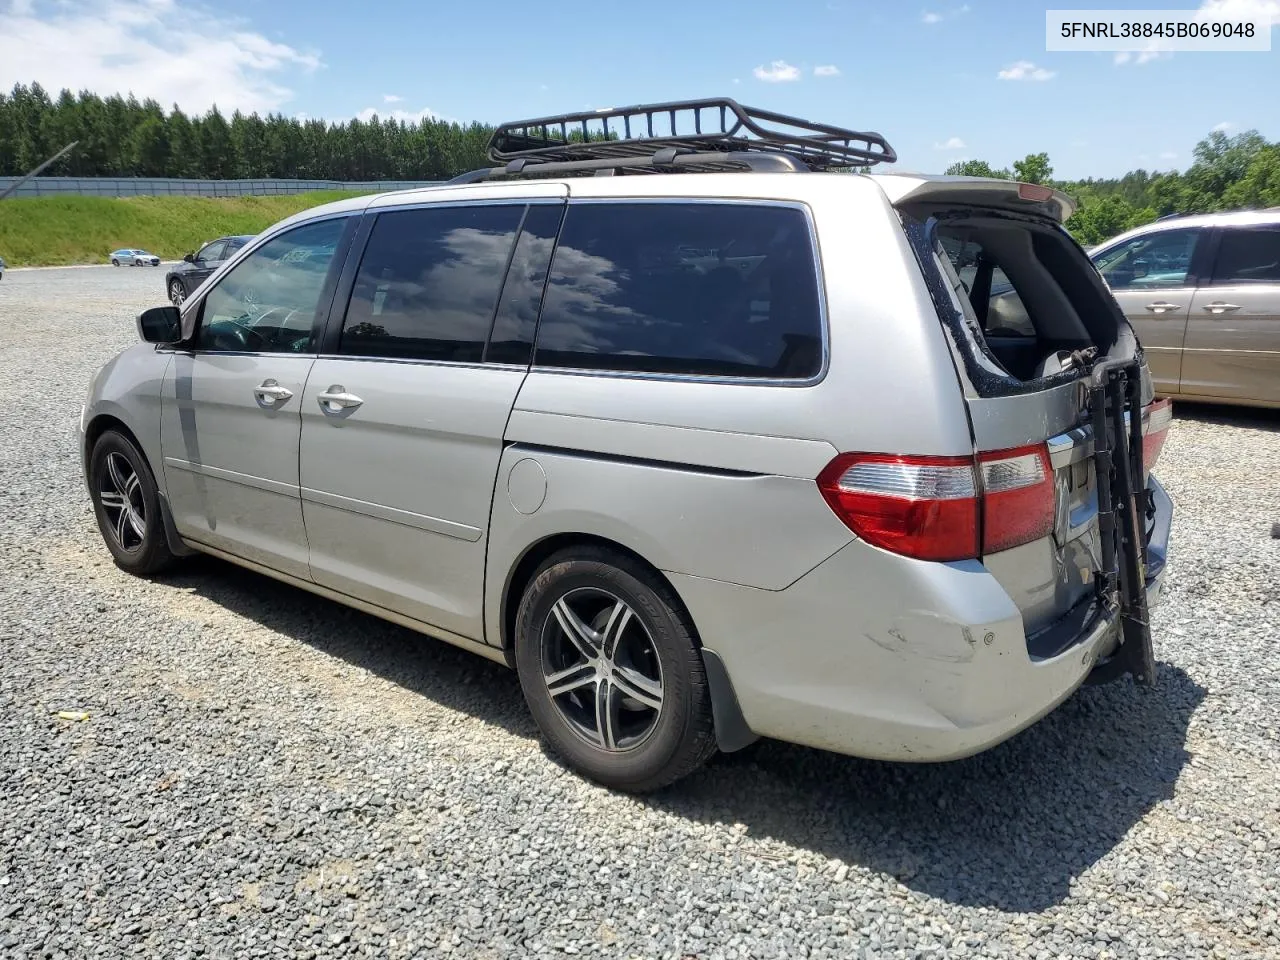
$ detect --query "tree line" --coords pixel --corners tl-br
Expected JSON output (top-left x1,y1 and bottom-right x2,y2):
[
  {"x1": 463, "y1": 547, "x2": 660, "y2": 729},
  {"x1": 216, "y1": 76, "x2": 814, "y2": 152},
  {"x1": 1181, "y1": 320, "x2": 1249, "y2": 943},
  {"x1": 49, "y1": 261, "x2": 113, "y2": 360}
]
[
  {"x1": 0, "y1": 83, "x2": 492, "y2": 182},
  {"x1": 946, "y1": 130, "x2": 1280, "y2": 245},
  {"x1": 3, "y1": 83, "x2": 1278, "y2": 246}
]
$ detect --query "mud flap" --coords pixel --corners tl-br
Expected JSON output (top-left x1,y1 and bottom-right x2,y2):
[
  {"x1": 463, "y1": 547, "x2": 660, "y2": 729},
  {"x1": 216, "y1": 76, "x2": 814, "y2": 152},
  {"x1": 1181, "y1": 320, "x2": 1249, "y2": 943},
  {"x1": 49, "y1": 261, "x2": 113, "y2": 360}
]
[{"x1": 1086, "y1": 359, "x2": 1156, "y2": 687}]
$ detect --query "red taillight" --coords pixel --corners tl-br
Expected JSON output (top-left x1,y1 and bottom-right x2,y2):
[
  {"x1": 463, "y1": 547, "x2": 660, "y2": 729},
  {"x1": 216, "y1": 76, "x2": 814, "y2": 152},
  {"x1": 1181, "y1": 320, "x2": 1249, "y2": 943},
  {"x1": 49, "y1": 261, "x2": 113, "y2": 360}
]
[
  {"x1": 816, "y1": 454, "x2": 979, "y2": 561},
  {"x1": 978, "y1": 444, "x2": 1055, "y2": 554},
  {"x1": 1141, "y1": 398, "x2": 1173, "y2": 468},
  {"x1": 818, "y1": 444, "x2": 1055, "y2": 561}
]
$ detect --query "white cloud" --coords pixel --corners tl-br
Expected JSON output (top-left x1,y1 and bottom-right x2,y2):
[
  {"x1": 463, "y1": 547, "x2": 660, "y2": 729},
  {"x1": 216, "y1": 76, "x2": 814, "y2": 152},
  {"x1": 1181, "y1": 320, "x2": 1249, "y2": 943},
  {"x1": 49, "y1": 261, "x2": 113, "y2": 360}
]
[
  {"x1": 935, "y1": 136, "x2": 966, "y2": 150},
  {"x1": 0, "y1": 0, "x2": 321, "y2": 115},
  {"x1": 1114, "y1": 48, "x2": 1171, "y2": 65},
  {"x1": 753, "y1": 60, "x2": 801, "y2": 82},
  {"x1": 997, "y1": 60, "x2": 1055, "y2": 81},
  {"x1": 922, "y1": 4, "x2": 969, "y2": 24},
  {"x1": 383, "y1": 94, "x2": 403, "y2": 103},
  {"x1": 814, "y1": 64, "x2": 841, "y2": 76},
  {"x1": 1159, "y1": 151, "x2": 1179, "y2": 160},
  {"x1": 732, "y1": 77, "x2": 741, "y2": 85},
  {"x1": 1197, "y1": 0, "x2": 1280, "y2": 26},
  {"x1": 356, "y1": 105, "x2": 452, "y2": 125},
  {"x1": 1213, "y1": 120, "x2": 1236, "y2": 132}
]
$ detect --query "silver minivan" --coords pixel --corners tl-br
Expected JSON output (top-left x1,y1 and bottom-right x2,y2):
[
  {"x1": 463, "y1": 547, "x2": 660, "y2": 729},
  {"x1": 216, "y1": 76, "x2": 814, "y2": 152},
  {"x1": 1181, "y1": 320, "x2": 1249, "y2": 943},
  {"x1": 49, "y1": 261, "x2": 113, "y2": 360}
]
[{"x1": 80, "y1": 100, "x2": 1173, "y2": 792}]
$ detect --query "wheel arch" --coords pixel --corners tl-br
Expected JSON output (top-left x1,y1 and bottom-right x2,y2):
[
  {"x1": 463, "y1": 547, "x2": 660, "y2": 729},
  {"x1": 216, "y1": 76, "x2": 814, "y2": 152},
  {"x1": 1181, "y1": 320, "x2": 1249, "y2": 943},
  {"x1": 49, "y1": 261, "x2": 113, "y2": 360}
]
[
  {"x1": 498, "y1": 531, "x2": 757, "y2": 753},
  {"x1": 84, "y1": 412, "x2": 195, "y2": 559}
]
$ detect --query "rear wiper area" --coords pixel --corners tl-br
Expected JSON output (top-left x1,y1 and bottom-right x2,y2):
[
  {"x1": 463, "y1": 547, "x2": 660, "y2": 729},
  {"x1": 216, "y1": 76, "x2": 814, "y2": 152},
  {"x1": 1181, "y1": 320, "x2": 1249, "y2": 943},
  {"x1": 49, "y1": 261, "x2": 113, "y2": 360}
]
[{"x1": 1087, "y1": 358, "x2": 1156, "y2": 686}]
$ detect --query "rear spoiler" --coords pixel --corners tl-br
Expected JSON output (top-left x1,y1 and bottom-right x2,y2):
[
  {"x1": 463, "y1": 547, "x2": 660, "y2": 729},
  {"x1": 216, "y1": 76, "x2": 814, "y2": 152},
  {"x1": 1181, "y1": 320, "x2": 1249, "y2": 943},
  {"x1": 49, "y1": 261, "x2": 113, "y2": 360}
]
[{"x1": 870, "y1": 174, "x2": 1076, "y2": 223}]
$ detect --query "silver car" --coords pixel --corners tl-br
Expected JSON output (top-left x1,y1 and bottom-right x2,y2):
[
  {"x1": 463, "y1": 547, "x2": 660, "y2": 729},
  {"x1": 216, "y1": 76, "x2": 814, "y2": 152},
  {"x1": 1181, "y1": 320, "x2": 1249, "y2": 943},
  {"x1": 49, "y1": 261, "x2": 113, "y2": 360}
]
[
  {"x1": 1088, "y1": 209, "x2": 1280, "y2": 409},
  {"x1": 78, "y1": 100, "x2": 1173, "y2": 792},
  {"x1": 111, "y1": 249, "x2": 161, "y2": 267}
]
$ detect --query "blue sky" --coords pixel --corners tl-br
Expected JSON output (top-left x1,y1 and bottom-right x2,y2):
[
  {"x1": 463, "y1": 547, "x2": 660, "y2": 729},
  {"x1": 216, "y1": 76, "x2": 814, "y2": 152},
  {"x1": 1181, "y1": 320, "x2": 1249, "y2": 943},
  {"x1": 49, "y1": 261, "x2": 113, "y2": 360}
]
[{"x1": 0, "y1": 0, "x2": 1277, "y2": 179}]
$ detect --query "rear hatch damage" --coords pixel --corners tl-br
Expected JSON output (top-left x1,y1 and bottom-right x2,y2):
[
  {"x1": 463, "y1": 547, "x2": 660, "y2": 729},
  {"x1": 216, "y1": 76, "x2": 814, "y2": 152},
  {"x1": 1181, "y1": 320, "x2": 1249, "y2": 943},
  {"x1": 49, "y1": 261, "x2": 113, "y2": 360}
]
[{"x1": 884, "y1": 176, "x2": 1165, "y2": 684}]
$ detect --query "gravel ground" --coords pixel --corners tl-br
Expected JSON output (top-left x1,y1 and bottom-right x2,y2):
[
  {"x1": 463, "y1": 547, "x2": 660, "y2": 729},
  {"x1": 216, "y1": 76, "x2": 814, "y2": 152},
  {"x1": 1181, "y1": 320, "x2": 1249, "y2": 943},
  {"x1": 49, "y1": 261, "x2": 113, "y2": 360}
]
[{"x1": 1, "y1": 265, "x2": 1278, "y2": 960}]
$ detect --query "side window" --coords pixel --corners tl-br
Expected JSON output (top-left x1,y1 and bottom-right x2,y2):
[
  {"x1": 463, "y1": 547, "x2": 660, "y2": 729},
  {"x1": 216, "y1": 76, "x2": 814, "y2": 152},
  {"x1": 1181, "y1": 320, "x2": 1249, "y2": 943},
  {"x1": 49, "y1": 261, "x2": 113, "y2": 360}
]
[
  {"x1": 1094, "y1": 229, "x2": 1203, "y2": 290},
  {"x1": 1210, "y1": 227, "x2": 1280, "y2": 284},
  {"x1": 535, "y1": 202, "x2": 824, "y2": 379},
  {"x1": 195, "y1": 218, "x2": 347, "y2": 354},
  {"x1": 486, "y1": 204, "x2": 564, "y2": 365},
  {"x1": 197, "y1": 241, "x2": 227, "y2": 263},
  {"x1": 340, "y1": 204, "x2": 524, "y2": 363}
]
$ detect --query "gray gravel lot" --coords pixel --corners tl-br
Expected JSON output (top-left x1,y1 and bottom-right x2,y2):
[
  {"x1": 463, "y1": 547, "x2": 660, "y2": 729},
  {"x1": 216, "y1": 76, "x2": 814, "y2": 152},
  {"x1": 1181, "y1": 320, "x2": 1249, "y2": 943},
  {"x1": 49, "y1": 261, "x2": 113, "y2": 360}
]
[{"x1": 1, "y1": 265, "x2": 1278, "y2": 960}]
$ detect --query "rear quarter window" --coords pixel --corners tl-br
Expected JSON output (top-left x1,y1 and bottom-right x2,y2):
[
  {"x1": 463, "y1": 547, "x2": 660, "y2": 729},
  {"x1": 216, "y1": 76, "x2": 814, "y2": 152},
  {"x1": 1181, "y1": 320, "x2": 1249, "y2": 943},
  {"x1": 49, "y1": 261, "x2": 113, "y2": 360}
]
[{"x1": 534, "y1": 202, "x2": 823, "y2": 379}]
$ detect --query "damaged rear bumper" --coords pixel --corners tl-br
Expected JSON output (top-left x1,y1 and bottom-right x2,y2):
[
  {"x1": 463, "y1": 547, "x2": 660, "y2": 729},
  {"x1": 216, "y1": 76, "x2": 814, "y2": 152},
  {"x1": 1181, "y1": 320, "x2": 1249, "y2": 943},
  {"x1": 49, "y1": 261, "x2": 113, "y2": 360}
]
[{"x1": 669, "y1": 474, "x2": 1173, "y2": 764}]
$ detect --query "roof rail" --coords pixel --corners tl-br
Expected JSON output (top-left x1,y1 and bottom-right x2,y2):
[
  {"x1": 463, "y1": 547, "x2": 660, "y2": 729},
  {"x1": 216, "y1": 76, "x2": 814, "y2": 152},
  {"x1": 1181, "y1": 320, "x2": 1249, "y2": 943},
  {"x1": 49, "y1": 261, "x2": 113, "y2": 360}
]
[{"x1": 449, "y1": 97, "x2": 896, "y2": 184}]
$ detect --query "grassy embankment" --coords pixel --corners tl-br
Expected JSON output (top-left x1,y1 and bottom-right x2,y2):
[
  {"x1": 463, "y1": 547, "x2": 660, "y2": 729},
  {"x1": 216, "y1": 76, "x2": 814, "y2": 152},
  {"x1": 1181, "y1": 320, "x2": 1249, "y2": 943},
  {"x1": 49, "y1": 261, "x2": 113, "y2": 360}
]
[{"x1": 0, "y1": 192, "x2": 364, "y2": 266}]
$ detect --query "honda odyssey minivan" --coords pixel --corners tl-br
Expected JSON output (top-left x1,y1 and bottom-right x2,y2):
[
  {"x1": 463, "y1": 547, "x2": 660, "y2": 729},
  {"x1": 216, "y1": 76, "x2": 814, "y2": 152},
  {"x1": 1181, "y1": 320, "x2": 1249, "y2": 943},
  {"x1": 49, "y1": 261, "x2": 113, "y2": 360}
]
[{"x1": 80, "y1": 99, "x2": 1173, "y2": 792}]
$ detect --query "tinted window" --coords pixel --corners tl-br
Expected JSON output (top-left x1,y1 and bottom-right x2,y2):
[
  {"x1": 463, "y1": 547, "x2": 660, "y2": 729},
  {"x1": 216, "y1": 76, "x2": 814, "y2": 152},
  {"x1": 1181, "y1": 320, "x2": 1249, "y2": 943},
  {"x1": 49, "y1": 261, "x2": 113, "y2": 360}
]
[
  {"x1": 1093, "y1": 229, "x2": 1202, "y2": 289},
  {"x1": 197, "y1": 241, "x2": 227, "y2": 263},
  {"x1": 535, "y1": 203, "x2": 823, "y2": 378},
  {"x1": 486, "y1": 204, "x2": 563, "y2": 365},
  {"x1": 1212, "y1": 227, "x2": 1280, "y2": 284},
  {"x1": 196, "y1": 218, "x2": 347, "y2": 354},
  {"x1": 340, "y1": 205, "x2": 523, "y2": 362}
]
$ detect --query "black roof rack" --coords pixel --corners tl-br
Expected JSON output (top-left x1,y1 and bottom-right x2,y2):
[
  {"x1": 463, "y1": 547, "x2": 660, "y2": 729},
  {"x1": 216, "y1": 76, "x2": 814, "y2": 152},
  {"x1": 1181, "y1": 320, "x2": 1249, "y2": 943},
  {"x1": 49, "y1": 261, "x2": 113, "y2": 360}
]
[{"x1": 450, "y1": 97, "x2": 896, "y2": 184}]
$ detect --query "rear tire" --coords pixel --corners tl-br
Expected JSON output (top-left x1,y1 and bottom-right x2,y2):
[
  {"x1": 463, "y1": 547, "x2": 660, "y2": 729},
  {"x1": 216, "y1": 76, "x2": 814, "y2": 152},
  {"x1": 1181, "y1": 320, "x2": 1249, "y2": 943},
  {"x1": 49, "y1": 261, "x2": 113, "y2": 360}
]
[
  {"x1": 514, "y1": 546, "x2": 717, "y2": 792},
  {"x1": 111, "y1": 258, "x2": 119, "y2": 266},
  {"x1": 88, "y1": 430, "x2": 178, "y2": 576},
  {"x1": 168, "y1": 279, "x2": 186, "y2": 306}
]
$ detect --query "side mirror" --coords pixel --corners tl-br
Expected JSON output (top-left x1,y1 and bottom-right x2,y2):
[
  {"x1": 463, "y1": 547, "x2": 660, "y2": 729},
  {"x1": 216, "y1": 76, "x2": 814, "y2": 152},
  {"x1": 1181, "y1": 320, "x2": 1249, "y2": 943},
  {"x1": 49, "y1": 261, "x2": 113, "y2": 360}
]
[
  {"x1": 183, "y1": 252, "x2": 195, "y2": 263},
  {"x1": 137, "y1": 305, "x2": 183, "y2": 344}
]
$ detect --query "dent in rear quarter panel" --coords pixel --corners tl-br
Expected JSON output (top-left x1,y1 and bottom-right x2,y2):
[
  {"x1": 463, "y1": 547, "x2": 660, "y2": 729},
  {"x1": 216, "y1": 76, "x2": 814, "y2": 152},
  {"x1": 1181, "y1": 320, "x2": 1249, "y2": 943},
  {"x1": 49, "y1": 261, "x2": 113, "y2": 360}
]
[{"x1": 83, "y1": 345, "x2": 172, "y2": 492}]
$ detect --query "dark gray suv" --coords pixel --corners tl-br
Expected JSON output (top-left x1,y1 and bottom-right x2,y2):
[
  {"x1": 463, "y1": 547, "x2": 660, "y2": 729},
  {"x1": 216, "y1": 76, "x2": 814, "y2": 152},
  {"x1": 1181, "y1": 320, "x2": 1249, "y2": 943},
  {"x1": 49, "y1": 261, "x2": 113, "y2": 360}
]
[{"x1": 165, "y1": 235, "x2": 254, "y2": 306}]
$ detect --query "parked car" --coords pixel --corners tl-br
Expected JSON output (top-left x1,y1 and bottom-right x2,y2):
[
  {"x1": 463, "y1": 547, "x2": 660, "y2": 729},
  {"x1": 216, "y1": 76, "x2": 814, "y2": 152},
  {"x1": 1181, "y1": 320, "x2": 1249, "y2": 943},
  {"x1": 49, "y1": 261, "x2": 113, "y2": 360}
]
[
  {"x1": 164, "y1": 235, "x2": 254, "y2": 305},
  {"x1": 1088, "y1": 209, "x2": 1280, "y2": 408},
  {"x1": 78, "y1": 100, "x2": 1173, "y2": 793},
  {"x1": 0, "y1": 255, "x2": 5, "y2": 280},
  {"x1": 111, "y1": 249, "x2": 161, "y2": 267}
]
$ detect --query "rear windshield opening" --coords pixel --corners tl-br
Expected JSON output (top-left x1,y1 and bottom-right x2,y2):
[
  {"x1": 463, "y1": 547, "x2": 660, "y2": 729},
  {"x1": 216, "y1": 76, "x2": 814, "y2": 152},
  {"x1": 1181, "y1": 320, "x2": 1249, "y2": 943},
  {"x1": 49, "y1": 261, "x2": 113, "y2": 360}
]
[{"x1": 904, "y1": 208, "x2": 1135, "y2": 394}]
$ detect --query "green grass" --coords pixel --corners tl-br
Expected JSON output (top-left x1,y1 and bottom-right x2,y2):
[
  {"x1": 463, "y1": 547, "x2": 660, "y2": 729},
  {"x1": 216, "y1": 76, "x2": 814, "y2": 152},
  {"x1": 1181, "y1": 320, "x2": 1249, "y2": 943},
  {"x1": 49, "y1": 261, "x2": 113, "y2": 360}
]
[{"x1": 0, "y1": 192, "x2": 366, "y2": 266}]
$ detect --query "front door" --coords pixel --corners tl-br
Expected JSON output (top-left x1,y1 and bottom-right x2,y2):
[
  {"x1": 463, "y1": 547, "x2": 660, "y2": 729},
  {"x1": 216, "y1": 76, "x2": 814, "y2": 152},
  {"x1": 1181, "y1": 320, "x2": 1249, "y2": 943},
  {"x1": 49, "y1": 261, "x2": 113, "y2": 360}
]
[
  {"x1": 160, "y1": 216, "x2": 353, "y2": 579},
  {"x1": 1094, "y1": 226, "x2": 1208, "y2": 397},
  {"x1": 298, "y1": 197, "x2": 563, "y2": 641},
  {"x1": 1183, "y1": 225, "x2": 1280, "y2": 405}
]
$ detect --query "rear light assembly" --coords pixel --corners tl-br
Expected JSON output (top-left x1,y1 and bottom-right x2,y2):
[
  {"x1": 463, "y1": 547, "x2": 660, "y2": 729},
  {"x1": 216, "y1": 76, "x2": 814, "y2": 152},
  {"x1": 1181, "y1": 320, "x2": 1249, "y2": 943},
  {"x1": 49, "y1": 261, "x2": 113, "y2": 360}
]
[
  {"x1": 1140, "y1": 398, "x2": 1173, "y2": 468},
  {"x1": 818, "y1": 444, "x2": 1055, "y2": 562},
  {"x1": 978, "y1": 444, "x2": 1055, "y2": 553},
  {"x1": 815, "y1": 454, "x2": 978, "y2": 561}
]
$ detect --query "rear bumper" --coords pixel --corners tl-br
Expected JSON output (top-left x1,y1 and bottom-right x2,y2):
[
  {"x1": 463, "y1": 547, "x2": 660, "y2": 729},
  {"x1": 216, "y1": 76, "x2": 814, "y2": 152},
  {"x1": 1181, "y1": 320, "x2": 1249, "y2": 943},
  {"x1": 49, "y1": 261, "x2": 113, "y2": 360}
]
[{"x1": 672, "y1": 474, "x2": 1173, "y2": 763}]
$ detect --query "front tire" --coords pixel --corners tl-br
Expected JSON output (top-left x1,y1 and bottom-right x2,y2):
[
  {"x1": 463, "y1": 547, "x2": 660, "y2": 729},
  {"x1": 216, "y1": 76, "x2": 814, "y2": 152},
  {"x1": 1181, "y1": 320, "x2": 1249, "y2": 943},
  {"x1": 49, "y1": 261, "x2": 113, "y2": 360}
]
[
  {"x1": 514, "y1": 547, "x2": 717, "y2": 792},
  {"x1": 88, "y1": 430, "x2": 178, "y2": 576}
]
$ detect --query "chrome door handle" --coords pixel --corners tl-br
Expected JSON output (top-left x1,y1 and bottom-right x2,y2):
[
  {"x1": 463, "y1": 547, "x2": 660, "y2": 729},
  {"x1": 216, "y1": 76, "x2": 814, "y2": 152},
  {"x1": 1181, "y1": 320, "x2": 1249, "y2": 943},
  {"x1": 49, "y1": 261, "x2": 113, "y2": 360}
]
[
  {"x1": 253, "y1": 379, "x2": 293, "y2": 403},
  {"x1": 1145, "y1": 301, "x2": 1181, "y2": 314},
  {"x1": 1203, "y1": 302, "x2": 1240, "y2": 314},
  {"x1": 317, "y1": 386, "x2": 364, "y2": 412}
]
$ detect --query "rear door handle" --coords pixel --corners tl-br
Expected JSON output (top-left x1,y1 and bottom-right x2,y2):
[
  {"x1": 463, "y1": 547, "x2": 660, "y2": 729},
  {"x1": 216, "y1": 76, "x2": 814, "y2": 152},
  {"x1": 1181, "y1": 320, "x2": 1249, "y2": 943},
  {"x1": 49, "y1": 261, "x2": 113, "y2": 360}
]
[
  {"x1": 253, "y1": 379, "x2": 293, "y2": 403},
  {"x1": 1203, "y1": 302, "x2": 1241, "y2": 315},
  {"x1": 317, "y1": 386, "x2": 364, "y2": 413},
  {"x1": 1145, "y1": 301, "x2": 1181, "y2": 314}
]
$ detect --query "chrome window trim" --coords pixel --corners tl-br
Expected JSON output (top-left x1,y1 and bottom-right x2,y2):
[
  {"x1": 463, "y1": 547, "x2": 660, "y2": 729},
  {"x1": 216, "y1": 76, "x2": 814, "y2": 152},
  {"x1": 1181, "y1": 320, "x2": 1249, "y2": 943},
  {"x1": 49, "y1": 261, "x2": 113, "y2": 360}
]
[
  {"x1": 314, "y1": 354, "x2": 529, "y2": 372},
  {"x1": 530, "y1": 197, "x2": 830, "y2": 388}
]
